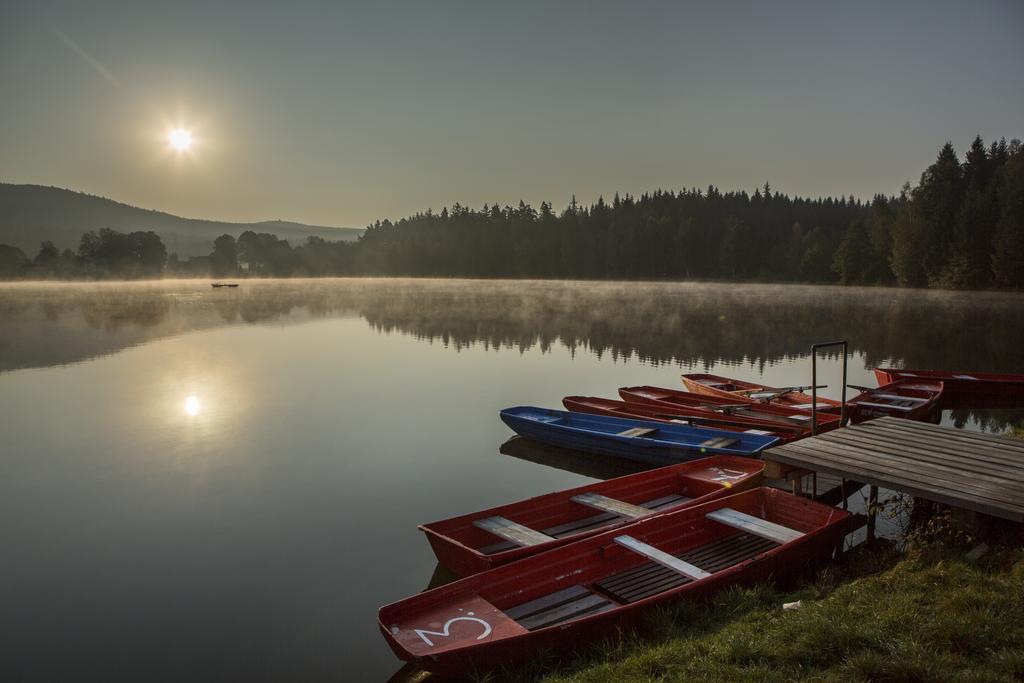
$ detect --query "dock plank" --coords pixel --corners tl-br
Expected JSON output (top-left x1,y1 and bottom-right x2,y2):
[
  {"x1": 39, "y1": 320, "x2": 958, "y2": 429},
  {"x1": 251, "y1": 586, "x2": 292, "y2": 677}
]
[
  {"x1": 766, "y1": 417, "x2": 1024, "y2": 522},
  {"x1": 778, "y1": 441, "x2": 1024, "y2": 507},
  {"x1": 812, "y1": 434, "x2": 1024, "y2": 490}
]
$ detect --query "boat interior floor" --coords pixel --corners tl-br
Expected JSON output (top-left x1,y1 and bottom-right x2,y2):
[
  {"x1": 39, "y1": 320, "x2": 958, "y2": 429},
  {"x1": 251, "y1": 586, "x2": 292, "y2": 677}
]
[
  {"x1": 504, "y1": 531, "x2": 778, "y2": 631},
  {"x1": 596, "y1": 531, "x2": 777, "y2": 604},
  {"x1": 479, "y1": 493, "x2": 692, "y2": 555}
]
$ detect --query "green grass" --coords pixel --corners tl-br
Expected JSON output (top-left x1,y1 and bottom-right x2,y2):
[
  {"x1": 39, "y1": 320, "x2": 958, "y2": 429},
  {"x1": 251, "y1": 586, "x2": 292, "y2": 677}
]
[{"x1": 509, "y1": 544, "x2": 1024, "y2": 683}]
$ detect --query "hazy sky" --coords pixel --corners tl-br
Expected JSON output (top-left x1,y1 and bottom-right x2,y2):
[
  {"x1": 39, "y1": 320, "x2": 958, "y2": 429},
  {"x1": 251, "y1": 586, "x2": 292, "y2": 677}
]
[{"x1": 1, "y1": 1, "x2": 1022, "y2": 227}]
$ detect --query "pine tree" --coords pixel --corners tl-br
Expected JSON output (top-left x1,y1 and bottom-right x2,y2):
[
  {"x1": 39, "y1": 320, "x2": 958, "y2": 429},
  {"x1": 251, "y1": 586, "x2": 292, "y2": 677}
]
[
  {"x1": 832, "y1": 220, "x2": 872, "y2": 284},
  {"x1": 992, "y1": 143, "x2": 1024, "y2": 287}
]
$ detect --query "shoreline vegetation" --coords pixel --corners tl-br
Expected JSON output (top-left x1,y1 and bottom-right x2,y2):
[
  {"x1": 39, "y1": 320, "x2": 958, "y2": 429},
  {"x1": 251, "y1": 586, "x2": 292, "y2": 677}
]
[{"x1": 2, "y1": 137, "x2": 1022, "y2": 290}]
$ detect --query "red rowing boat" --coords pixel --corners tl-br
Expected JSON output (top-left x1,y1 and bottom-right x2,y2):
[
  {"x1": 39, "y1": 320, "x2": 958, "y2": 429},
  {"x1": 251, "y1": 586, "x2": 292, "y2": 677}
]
[
  {"x1": 873, "y1": 368, "x2": 1024, "y2": 402},
  {"x1": 380, "y1": 487, "x2": 852, "y2": 677},
  {"x1": 681, "y1": 373, "x2": 843, "y2": 413},
  {"x1": 619, "y1": 385, "x2": 842, "y2": 433},
  {"x1": 419, "y1": 455, "x2": 763, "y2": 577},
  {"x1": 847, "y1": 380, "x2": 943, "y2": 424},
  {"x1": 562, "y1": 396, "x2": 802, "y2": 442}
]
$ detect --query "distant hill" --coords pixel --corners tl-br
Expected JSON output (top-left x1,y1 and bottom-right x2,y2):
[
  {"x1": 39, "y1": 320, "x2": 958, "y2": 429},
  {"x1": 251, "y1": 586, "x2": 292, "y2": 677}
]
[{"x1": 0, "y1": 183, "x2": 363, "y2": 257}]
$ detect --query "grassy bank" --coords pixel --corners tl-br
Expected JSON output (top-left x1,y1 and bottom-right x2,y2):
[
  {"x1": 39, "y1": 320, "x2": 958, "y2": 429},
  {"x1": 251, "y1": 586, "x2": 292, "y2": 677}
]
[{"x1": 521, "y1": 543, "x2": 1024, "y2": 682}]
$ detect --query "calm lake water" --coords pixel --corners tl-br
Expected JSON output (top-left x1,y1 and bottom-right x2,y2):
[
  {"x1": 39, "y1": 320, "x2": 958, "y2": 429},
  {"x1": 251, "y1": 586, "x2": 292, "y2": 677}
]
[{"x1": 2, "y1": 279, "x2": 1022, "y2": 681}]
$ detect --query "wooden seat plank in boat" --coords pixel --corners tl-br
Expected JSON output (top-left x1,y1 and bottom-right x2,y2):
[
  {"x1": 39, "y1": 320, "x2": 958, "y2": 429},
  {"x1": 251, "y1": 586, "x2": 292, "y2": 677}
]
[
  {"x1": 505, "y1": 585, "x2": 615, "y2": 631},
  {"x1": 698, "y1": 436, "x2": 740, "y2": 449},
  {"x1": 705, "y1": 508, "x2": 804, "y2": 544},
  {"x1": 870, "y1": 393, "x2": 929, "y2": 403},
  {"x1": 570, "y1": 493, "x2": 655, "y2": 520},
  {"x1": 473, "y1": 516, "x2": 554, "y2": 547},
  {"x1": 596, "y1": 532, "x2": 777, "y2": 604},
  {"x1": 617, "y1": 427, "x2": 658, "y2": 437},
  {"x1": 613, "y1": 535, "x2": 711, "y2": 580},
  {"x1": 853, "y1": 401, "x2": 915, "y2": 411},
  {"x1": 478, "y1": 494, "x2": 692, "y2": 555}
]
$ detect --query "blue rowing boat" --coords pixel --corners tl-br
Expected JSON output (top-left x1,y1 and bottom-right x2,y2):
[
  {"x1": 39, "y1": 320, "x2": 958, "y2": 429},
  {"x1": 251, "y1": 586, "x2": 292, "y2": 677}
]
[{"x1": 499, "y1": 407, "x2": 779, "y2": 465}]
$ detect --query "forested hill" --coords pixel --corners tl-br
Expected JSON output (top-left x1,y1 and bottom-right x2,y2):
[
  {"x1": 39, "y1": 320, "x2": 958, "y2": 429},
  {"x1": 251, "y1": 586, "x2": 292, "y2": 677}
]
[
  {"x1": 357, "y1": 187, "x2": 864, "y2": 282},
  {"x1": 351, "y1": 136, "x2": 1022, "y2": 288},
  {"x1": 1, "y1": 136, "x2": 1021, "y2": 288},
  {"x1": 0, "y1": 184, "x2": 362, "y2": 256}
]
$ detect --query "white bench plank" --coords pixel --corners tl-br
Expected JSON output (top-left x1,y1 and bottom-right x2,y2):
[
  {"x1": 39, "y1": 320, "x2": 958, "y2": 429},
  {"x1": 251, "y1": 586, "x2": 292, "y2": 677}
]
[
  {"x1": 699, "y1": 436, "x2": 740, "y2": 448},
  {"x1": 869, "y1": 393, "x2": 929, "y2": 403},
  {"x1": 617, "y1": 427, "x2": 658, "y2": 437},
  {"x1": 705, "y1": 508, "x2": 804, "y2": 544},
  {"x1": 473, "y1": 516, "x2": 555, "y2": 547},
  {"x1": 614, "y1": 535, "x2": 711, "y2": 580},
  {"x1": 571, "y1": 492, "x2": 654, "y2": 520},
  {"x1": 853, "y1": 401, "x2": 915, "y2": 411}
]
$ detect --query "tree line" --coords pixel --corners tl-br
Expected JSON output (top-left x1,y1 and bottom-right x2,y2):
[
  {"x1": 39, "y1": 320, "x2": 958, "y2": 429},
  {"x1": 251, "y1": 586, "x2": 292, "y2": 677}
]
[{"x1": 1, "y1": 136, "x2": 1020, "y2": 288}]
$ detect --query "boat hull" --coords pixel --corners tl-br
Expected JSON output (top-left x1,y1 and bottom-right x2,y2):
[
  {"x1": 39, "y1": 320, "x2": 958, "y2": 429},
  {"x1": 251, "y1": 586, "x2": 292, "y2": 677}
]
[
  {"x1": 848, "y1": 380, "x2": 943, "y2": 424},
  {"x1": 421, "y1": 455, "x2": 764, "y2": 577},
  {"x1": 379, "y1": 488, "x2": 853, "y2": 677},
  {"x1": 619, "y1": 386, "x2": 841, "y2": 433},
  {"x1": 874, "y1": 368, "x2": 1024, "y2": 404},
  {"x1": 681, "y1": 373, "x2": 843, "y2": 412},
  {"x1": 499, "y1": 407, "x2": 778, "y2": 466},
  {"x1": 562, "y1": 395, "x2": 799, "y2": 442}
]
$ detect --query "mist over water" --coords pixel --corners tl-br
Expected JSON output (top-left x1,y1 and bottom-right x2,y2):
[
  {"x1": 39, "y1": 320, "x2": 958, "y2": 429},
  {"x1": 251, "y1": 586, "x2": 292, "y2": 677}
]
[{"x1": 1, "y1": 279, "x2": 1022, "y2": 680}]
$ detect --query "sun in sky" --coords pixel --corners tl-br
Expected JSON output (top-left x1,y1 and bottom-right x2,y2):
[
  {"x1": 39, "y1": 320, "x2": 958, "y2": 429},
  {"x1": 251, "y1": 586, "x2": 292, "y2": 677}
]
[{"x1": 168, "y1": 127, "x2": 194, "y2": 152}]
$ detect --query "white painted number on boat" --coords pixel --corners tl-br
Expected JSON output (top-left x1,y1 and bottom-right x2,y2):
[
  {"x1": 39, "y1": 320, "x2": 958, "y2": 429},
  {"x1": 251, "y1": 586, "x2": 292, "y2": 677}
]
[{"x1": 413, "y1": 614, "x2": 493, "y2": 647}]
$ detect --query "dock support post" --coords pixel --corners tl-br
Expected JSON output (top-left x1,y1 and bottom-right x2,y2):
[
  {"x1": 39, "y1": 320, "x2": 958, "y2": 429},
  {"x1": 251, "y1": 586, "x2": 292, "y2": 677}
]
[
  {"x1": 866, "y1": 485, "x2": 878, "y2": 542},
  {"x1": 840, "y1": 479, "x2": 847, "y2": 511}
]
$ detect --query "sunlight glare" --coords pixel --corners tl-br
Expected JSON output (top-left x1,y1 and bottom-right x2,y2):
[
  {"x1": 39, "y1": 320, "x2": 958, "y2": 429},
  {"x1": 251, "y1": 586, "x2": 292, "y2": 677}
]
[
  {"x1": 168, "y1": 128, "x2": 194, "y2": 152},
  {"x1": 184, "y1": 395, "x2": 200, "y2": 416}
]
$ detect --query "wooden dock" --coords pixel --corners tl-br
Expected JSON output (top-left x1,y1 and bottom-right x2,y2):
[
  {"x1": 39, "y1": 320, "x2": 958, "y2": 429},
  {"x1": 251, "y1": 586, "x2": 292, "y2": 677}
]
[{"x1": 764, "y1": 416, "x2": 1024, "y2": 523}]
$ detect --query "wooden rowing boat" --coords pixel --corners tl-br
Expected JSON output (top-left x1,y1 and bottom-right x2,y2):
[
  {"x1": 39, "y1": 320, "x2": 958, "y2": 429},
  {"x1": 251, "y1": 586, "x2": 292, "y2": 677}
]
[
  {"x1": 873, "y1": 368, "x2": 1024, "y2": 402},
  {"x1": 681, "y1": 373, "x2": 843, "y2": 412},
  {"x1": 379, "y1": 487, "x2": 852, "y2": 676},
  {"x1": 619, "y1": 385, "x2": 842, "y2": 433},
  {"x1": 562, "y1": 396, "x2": 802, "y2": 442},
  {"x1": 847, "y1": 380, "x2": 943, "y2": 424},
  {"x1": 499, "y1": 407, "x2": 779, "y2": 466},
  {"x1": 420, "y1": 455, "x2": 764, "y2": 577}
]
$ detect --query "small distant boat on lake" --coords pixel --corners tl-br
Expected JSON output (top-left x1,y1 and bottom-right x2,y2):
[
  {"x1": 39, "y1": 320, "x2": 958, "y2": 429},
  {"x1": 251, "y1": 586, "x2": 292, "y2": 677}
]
[
  {"x1": 562, "y1": 395, "x2": 802, "y2": 442},
  {"x1": 847, "y1": 380, "x2": 943, "y2": 424},
  {"x1": 681, "y1": 373, "x2": 843, "y2": 413},
  {"x1": 873, "y1": 368, "x2": 1024, "y2": 402},
  {"x1": 499, "y1": 407, "x2": 779, "y2": 466},
  {"x1": 619, "y1": 385, "x2": 842, "y2": 433},
  {"x1": 420, "y1": 455, "x2": 764, "y2": 576},
  {"x1": 379, "y1": 487, "x2": 852, "y2": 676},
  {"x1": 211, "y1": 282, "x2": 239, "y2": 288}
]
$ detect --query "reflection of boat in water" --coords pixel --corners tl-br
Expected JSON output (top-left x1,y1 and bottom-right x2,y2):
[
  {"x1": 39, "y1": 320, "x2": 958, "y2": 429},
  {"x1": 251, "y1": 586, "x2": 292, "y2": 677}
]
[
  {"x1": 211, "y1": 282, "x2": 240, "y2": 288},
  {"x1": 500, "y1": 436, "x2": 650, "y2": 480}
]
